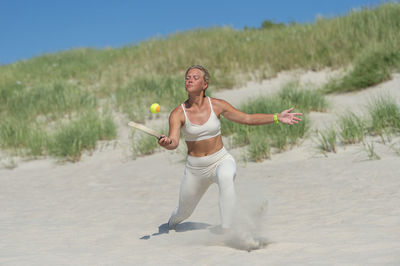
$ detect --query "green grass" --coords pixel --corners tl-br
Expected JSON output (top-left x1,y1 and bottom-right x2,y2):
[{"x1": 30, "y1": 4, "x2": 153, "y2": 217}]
[
  {"x1": 48, "y1": 112, "x2": 117, "y2": 161},
  {"x1": 4, "y1": 81, "x2": 97, "y2": 120},
  {"x1": 315, "y1": 94, "x2": 400, "y2": 155},
  {"x1": 247, "y1": 131, "x2": 271, "y2": 162},
  {"x1": 323, "y1": 43, "x2": 400, "y2": 93},
  {"x1": 0, "y1": 117, "x2": 48, "y2": 156},
  {"x1": 363, "y1": 141, "x2": 381, "y2": 160},
  {"x1": 131, "y1": 134, "x2": 160, "y2": 159},
  {"x1": 338, "y1": 112, "x2": 366, "y2": 144},
  {"x1": 278, "y1": 82, "x2": 328, "y2": 112},
  {"x1": 367, "y1": 94, "x2": 400, "y2": 138},
  {"x1": 316, "y1": 127, "x2": 337, "y2": 155}
]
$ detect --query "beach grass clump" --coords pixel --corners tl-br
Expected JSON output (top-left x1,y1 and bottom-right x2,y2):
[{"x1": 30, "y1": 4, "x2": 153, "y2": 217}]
[
  {"x1": 323, "y1": 44, "x2": 400, "y2": 93},
  {"x1": 338, "y1": 112, "x2": 366, "y2": 144},
  {"x1": 278, "y1": 82, "x2": 328, "y2": 112},
  {"x1": 247, "y1": 131, "x2": 271, "y2": 162},
  {"x1": 316, "y1": 127, "x2": 337, "y2": 154},
  {"x1": 0, "y1": 117, "x2": 48, "y2": 156},
  {"x1": 131, "y1": 134, "x2": 160, "y2": 158},
  {"x1": 48, "y1": 112, "x2": 117, "y2": 161},
  {"x1": 367, "y1": 95, "x2": 400, "y2": 137},
  {"x1": 363, "y1": 141, "x2": 381, "y2": 160},
  {"x1": 314, "y1": 94, "x2": 400, "y2": 155}
]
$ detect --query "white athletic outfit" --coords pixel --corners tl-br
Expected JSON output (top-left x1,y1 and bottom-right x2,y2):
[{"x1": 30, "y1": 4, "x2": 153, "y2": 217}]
[{"x1": 168, "y1": 97, "x2": 237, "y2": 229}]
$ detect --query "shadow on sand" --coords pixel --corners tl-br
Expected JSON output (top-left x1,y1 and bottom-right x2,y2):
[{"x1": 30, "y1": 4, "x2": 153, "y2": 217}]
[{"x1": 140, "y1": 221, "x2": 211, "y2": 240}]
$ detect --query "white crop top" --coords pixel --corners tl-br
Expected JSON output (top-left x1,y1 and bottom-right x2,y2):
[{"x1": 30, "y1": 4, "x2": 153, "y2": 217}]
[{"x1": 181, "y1": 97, "x2": 221, "y2": 142}]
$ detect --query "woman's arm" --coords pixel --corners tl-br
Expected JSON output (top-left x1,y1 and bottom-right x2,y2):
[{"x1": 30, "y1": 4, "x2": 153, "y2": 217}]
[
  {"x1": 215, "y1": 99, "x2": 302, "y2": 125},
  {"x1": 158, "y1": 107, "x2": 183, "y2": 150}
]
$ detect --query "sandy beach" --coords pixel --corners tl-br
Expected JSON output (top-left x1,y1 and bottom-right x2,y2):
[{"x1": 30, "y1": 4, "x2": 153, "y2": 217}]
[{"x1": 1, "y1": 70, "x2": 400, "y2": 265}]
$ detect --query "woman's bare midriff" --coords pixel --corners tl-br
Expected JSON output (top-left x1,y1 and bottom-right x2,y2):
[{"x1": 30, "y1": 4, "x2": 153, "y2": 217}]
[{"x1": 186, "y1": 134, "x2": 223, "y2": 157}]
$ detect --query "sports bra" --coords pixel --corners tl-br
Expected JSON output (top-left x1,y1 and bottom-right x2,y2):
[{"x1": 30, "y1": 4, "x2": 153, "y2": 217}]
[{"x1": 180, "y1": 97, "x2": 221, "y2": 142}]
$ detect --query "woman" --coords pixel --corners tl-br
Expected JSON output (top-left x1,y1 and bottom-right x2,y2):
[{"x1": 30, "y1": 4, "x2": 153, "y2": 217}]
[{"x1": 158, "y1": 65, "x2": 302, "y2": 231}]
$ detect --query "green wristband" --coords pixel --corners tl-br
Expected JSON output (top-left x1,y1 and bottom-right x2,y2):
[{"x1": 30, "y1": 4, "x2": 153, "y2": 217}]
[{"x1": 274, "y1": 113, "x2": 279, "y2": 124}]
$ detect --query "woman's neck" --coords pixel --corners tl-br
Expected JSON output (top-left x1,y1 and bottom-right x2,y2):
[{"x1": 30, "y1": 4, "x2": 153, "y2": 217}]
[{"x1": 186, "y1": 93, "x2": 206, "y2": 108}]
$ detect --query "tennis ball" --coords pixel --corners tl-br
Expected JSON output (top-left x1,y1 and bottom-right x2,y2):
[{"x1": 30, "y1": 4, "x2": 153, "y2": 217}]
[{"x1": 150, "y1": 103, "x2": 160, "y2": 113}]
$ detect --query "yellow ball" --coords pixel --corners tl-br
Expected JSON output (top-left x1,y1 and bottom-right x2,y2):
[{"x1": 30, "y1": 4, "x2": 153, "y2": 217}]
[{"x1": 150, "y1": 103, "x2": 160, "y2": 113}]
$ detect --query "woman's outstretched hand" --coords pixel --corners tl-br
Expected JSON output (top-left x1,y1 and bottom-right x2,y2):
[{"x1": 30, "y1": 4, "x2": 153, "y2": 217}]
[{"x1": 279, "y1": 107, "x2": 303, "y2": 125}]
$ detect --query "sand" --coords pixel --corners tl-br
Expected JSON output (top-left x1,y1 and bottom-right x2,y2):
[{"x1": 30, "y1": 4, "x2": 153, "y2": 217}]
[{"x1": 1, "y1": 70, "x2": 400, "y2": 265}]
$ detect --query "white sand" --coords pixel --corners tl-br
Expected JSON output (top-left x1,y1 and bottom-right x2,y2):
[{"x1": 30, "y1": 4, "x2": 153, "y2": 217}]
[{"x1": 1, "y1": 70, "x2": 400, "y2": 265}]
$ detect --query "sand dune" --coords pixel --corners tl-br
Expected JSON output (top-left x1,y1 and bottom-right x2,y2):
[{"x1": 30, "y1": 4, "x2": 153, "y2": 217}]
[{"x1": 1, "y1": 70, "x2": 400, "y2": 265}]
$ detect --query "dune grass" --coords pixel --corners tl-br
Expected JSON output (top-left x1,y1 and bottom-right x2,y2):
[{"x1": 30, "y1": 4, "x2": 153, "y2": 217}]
[
  {"x1": 0, "y1": 110, "x2": 117, "y2": 161},
  {"x1": 131, "y1": 134, "x2": 160, "y2": 159},
  {"x1": 278, "y1": 82, "x2": 328, "y2": 112},
  {"x1": 1, "y1": 3, "x2": 400, "y2": 161},
  {"x1": 0, "y1": 117, "x2": 48, "y2": 156},
  {"x1": 4, "y1": 81, "x2": 97, "y2": 121},
  {"x1": 338, "y1": 112, "x2": 366, "y2": 144},
  {"x1": 2, "y1": 3, "x2": 399, "y2": 90},
  {"x1": 221, "y1": 84, "x2": 321, "y2": 161},
  {"x1": 48, "y1": 112, "x2": 117, "y2": 161},
  {"x1": 363, "y1": 141, "x2": 381, "y2": 160},
  {"x1": 315, "y1": 93, "x2": 400, "y2": 156},
  {"x1": 367, "y1": 94, "x2": 400, "y2": 138},
  {"x1": 316, "y1": 128, "x2": 337, "y2": 155},
  {"x1": 247, "y1": 131, "x2": 271, "y2": 162},
  {"x1": 323, "y1": 43, "x2": 400, "y2": 93}
]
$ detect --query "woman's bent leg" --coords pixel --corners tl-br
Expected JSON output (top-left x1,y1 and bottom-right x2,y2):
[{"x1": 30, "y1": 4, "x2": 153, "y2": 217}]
[
  {"x1": 215, "y1": 158, "x2": 237, "y2": 229},
  {"x1": 168, "y1": 168, "x2": 211, "y2": 229}
]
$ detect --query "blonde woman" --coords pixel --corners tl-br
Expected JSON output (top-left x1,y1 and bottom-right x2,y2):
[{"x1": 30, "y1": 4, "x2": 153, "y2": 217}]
[{"x1": 159, "y1": 65, "x2": 302, "y2": 231}]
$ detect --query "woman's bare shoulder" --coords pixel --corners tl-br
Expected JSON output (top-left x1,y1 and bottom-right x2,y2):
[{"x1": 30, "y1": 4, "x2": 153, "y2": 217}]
[
  {"x1": 170, "y1": 104, "x2": 185, "y2": 122},
  {"x1": 171, "y1": 104, "x2": 184, "y2": 114},
  {"x1": 210, "y1": 97, "x2": 230, "y2": 105},
  {"x1": 209, "y1": 97, "x2": 233, "y2": 115},
  {"x1": 210, "y1": 97, "x2": 234, "y2": 108}
]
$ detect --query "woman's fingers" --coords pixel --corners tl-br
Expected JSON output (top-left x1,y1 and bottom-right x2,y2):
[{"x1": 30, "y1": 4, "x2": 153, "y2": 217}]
[
  {"x1": 158, "y1": 135, "x2": 167, "y2": 144},
  {"x1": 158, "y1": 135, "x2": 172, "y2": 145},
  {"x1": 287, "y1": 107, "x2": 294, "y2": 112}
]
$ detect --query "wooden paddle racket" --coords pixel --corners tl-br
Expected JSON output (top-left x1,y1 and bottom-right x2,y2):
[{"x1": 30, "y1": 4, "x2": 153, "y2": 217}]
[{"x1": 128, "y1": 121, "x2": 162, "y2": 140}]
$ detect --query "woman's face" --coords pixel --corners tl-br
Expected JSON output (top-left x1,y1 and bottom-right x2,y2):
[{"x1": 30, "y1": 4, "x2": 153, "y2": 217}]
[{"x1": 185, "y1": 69, "x2": 208, "y2": 94}]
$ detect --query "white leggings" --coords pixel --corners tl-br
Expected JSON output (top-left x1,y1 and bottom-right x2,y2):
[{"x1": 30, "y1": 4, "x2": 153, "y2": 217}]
[{"x1": 169, "y1": 147, "x2": 237, "y2": 229}]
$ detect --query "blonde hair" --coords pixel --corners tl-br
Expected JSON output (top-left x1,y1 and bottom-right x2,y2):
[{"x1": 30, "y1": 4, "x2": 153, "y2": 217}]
[{"x1": 185, "y1": 65, "x2": 210, "y2": 84}]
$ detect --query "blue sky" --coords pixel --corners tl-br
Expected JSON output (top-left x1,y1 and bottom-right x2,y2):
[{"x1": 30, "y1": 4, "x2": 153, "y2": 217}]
[{"x1": 0, "y1": 0, "x2": 386, "y2": 65}]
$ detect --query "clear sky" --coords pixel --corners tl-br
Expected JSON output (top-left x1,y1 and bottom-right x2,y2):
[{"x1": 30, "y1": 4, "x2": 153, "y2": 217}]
[{"x1": 0, "y1": 0, "x2": 387, "y2": 65}]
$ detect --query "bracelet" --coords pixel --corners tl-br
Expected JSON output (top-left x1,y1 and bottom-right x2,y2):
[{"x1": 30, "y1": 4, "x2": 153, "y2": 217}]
[{"x1": 273, "y1": 113, "x2": 279, "y2": 124}]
